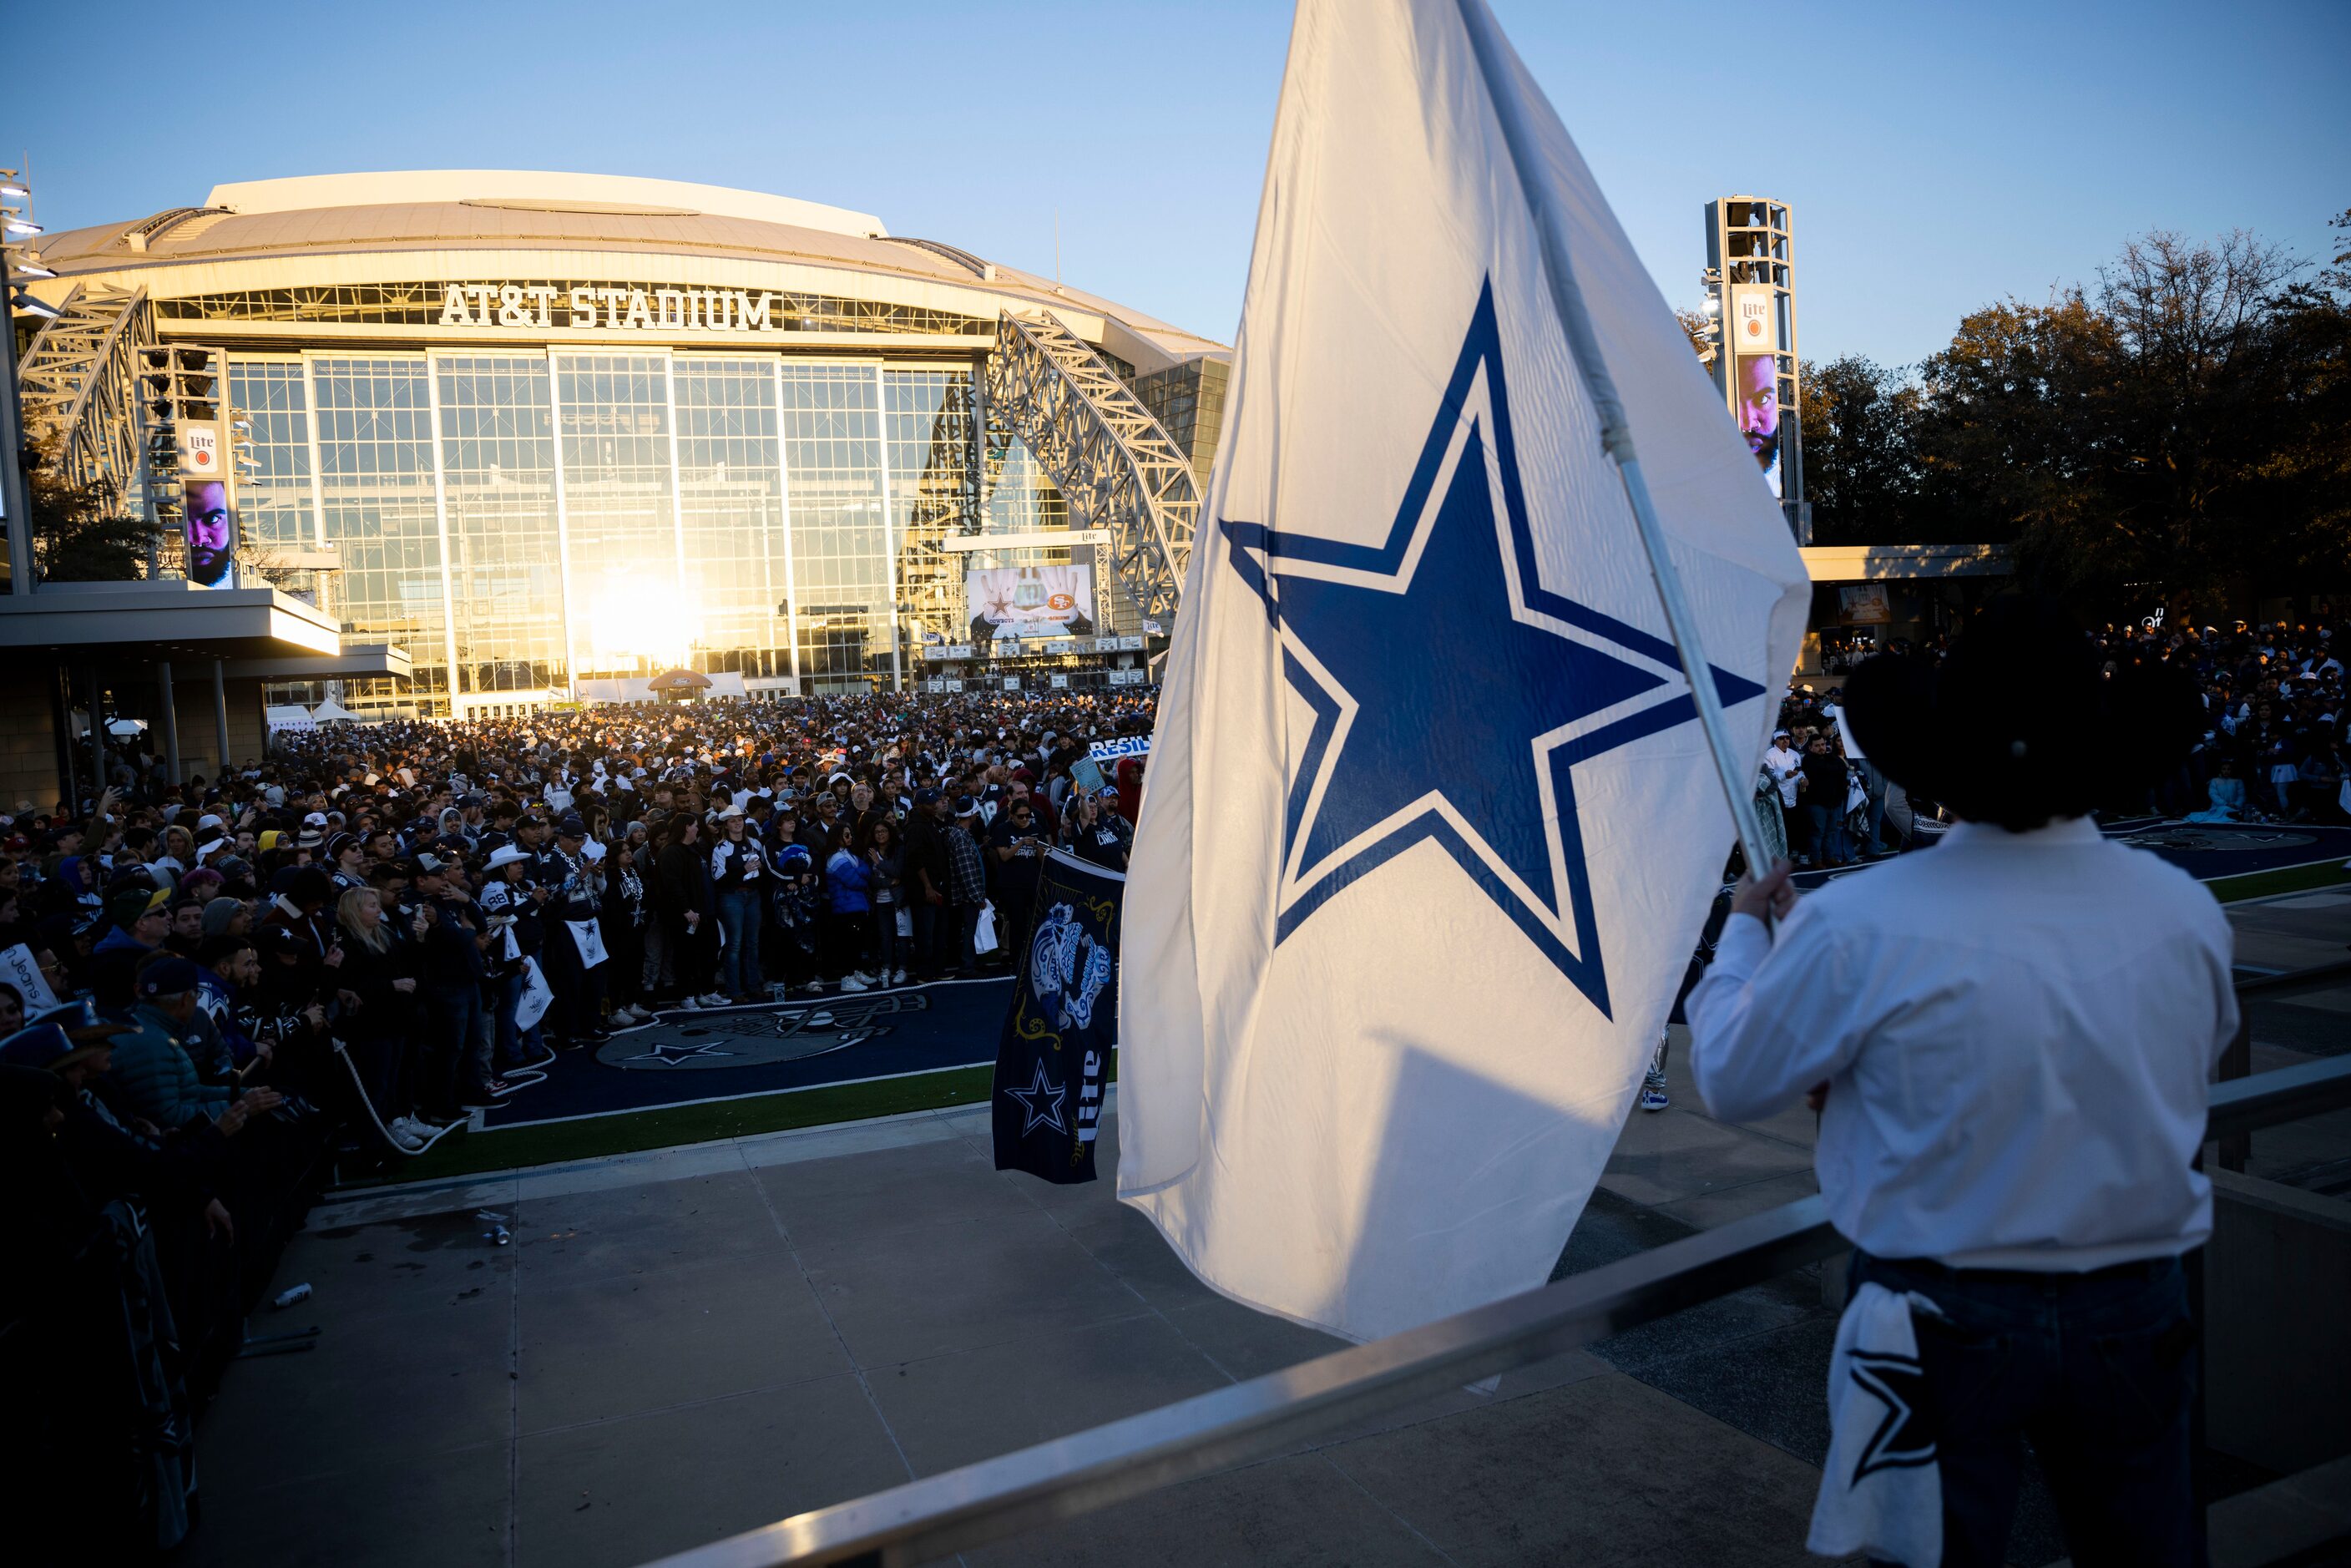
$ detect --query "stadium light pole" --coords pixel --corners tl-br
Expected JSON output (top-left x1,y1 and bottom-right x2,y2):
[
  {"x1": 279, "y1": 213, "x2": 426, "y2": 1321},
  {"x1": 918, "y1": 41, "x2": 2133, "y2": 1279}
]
[
  {"x1": 0, "y1": 215, "x2": 36, "y2": 595},
  {"x1": 1454, "y1": 0, "x2": 1777, "y2": 878}
]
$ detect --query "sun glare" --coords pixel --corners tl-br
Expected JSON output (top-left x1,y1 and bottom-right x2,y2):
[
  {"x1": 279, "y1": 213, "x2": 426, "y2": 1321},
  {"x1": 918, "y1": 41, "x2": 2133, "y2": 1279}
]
[{"x1": 587, "y1": 574, "x2": 698, "y2": 668}]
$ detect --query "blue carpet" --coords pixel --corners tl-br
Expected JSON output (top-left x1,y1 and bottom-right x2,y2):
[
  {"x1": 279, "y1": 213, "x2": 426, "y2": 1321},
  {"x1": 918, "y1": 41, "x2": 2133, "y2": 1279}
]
[{"x1": 482, "y1": 974, "x2": 1014, "y2": 1128}]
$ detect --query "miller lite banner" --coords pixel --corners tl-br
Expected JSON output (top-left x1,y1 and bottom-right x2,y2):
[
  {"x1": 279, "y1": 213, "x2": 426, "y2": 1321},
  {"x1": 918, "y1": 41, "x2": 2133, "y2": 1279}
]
[
  {"x1": 1729, "y1": 284, "x2": 1776, "y2": 356},
  {"x1": 179, "y1": 422, "x2": 221, "y2": 476},
  {"x1": 993, "y1": 848, "x2": 1123, "y2": 1185}
]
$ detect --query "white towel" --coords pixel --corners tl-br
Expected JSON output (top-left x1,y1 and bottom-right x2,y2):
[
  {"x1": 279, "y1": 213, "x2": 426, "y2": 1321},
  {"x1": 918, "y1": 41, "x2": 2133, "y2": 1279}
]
[{"x1": 1808, "y1": 1281, "x2": 1944, "y2": 1566}]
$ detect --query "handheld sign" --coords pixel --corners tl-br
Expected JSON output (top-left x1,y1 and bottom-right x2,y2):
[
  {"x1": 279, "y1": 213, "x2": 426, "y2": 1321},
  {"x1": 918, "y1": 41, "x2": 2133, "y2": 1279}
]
[{"x1": 1085, "y1": 735, "x2": 1152, "y2": 763}]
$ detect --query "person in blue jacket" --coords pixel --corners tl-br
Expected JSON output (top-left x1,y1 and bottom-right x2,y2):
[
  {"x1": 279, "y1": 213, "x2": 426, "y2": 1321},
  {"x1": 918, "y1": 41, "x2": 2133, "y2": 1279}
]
[
  {"x1": 822, "y1": 826, "x2": 875, "y2": 992},
  {"x1": 94, "y1": 954, "x2": 234, "y2": 1132}
]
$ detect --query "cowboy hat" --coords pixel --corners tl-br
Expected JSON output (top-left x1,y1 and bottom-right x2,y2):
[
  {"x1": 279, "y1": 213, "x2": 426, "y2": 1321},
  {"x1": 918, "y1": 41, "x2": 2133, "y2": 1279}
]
[{"x1": 1840, "y1": 597, "x2": 2198, "y2": 833}]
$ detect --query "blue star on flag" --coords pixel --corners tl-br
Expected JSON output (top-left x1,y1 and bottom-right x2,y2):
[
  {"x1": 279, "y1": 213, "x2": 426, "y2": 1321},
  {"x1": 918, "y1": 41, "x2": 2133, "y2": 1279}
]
[{"x1": 1222, "y1": 280, "x2": 1762, "y2": 1019}]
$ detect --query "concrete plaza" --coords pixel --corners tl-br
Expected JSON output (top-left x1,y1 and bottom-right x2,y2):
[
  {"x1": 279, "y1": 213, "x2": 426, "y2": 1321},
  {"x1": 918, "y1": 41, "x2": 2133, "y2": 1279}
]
[{"x1": 181, "y1": 886, "x2": 2351, "y2": 1568}]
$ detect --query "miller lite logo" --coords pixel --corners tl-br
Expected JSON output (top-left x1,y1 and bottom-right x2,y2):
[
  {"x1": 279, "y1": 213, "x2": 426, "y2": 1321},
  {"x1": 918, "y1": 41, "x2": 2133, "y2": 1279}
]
[
  {"x1": 182, "y1": 426, "x2": 220, "y2": 474},
  {"x1": 1730, "y1": 285, "x2": 1775, "y2": 354}
]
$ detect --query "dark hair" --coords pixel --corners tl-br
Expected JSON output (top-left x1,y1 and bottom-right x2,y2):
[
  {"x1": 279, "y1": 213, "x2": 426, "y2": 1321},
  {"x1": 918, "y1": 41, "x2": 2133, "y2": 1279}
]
[
  {"x1": 197, "y1": 933, "x2": 255, "y2": 969},
  {"x1": 289, "y1": 866, "x2": 336, "y2": 909},
  {"x1": 89, "y1": 948, "x2": 142, "y2": 1009},
  {"x1": 1844, "y1": 596, "x2": 2200, "y2": 833}
]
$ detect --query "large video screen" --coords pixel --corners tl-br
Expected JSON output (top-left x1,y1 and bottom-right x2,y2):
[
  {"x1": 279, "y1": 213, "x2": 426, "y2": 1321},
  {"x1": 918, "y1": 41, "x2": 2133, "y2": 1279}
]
[
  {"x1": 1735, "y1": 353, "x2": 1782, "y2": 499},
  {"x1": 183, "y1": 478, "x2": 236, "y2": 589},
  {"x1": 966, "y1": 564, "x2": 1096, "y2": 641}
]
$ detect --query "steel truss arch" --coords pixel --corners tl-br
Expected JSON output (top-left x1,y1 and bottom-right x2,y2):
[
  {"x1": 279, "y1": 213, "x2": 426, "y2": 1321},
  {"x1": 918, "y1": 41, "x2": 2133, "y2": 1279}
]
[
  {"x1": 16, "y1": 281, "x2": 160, "y2": 533},
  {"x1": 984, "y1": 311, "x2": 1198, "y2": 623}
]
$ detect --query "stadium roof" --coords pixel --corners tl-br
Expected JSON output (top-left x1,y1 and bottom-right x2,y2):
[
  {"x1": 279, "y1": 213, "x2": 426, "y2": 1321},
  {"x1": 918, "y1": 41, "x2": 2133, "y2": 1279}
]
[{"x1": 32, "y1": 170, "x2": 1226, "y2": 367}]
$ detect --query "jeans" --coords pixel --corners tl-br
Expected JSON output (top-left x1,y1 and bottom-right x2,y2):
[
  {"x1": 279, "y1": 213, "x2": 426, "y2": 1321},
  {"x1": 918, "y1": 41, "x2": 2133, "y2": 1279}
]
[
  {"x1": 950, "y1": 903, "x2": 981, "y2": 973},
  {"x1": 425, "y1": 983, "x2": 488, "y2": 1108},
  {"x1": 715, "y1": 888, "x2": 764, "y2": 997},
  {"x1": 1857, "y1": 760, "x2": 1889, "y2": 853},
  {"x1": 1848, "y1": 1252, "x2": 2201, "y2": 1568},
  {"x1": 873, "y1": 901, "x2": 903, "y2": 977},
  {"x1": 640, "y1": 918, "x2": 671, "y2": 995},
  {"x1": 912, "y1": 899, "x2": 941, "y2": 978},
  {"x1": 818, "y1": 909, "x2": 871, "y2": 979},
  {"x1": 495, "y1": 968, "x2": 544, "y2": 1069},
  {"x1": 1806, "y1": 802, "x2": 1853, "y2": 866}
]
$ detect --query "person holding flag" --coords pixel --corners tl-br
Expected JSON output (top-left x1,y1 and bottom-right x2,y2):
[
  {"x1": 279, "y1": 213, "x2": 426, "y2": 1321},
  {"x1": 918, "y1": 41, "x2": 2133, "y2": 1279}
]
[{"x1": 1690, "y1": 604, "x2": 2227, "y2": 1568}]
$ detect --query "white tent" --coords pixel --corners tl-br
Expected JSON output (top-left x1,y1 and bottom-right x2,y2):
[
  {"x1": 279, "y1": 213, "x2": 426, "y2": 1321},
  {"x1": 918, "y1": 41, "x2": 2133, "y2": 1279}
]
[
  {"x1": 266, "y1": 706, "x2": 317, "y2": 732},
  {"x1": 310, "y1": 699, "x2": 362, "y2": 724}
]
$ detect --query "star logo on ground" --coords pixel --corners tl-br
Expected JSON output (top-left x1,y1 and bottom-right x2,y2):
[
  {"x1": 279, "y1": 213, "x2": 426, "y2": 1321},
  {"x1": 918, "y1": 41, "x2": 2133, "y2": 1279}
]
[
  {"x1": 619, "y1": 1039, "x2": 743, "y2": 1067},
  {"x1": 1848, "y1": 1350, "x2": 1936, "y2": 1485},
  {"x1": 1005, "y1": 1060, "x2": 1067, "y2": 1136},
  {"x1": 1221, "y1": 279, "x2": 1763, "y2": 1018}
]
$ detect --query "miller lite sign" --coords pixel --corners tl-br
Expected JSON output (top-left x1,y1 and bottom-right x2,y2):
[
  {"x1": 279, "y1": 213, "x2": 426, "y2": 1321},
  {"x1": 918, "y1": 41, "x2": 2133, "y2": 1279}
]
[
  {"x1": 1729, "y1": 284, "x2": 1777, "y2": 356},
  {"x1": 180, "y1": 422, "x2": 221, "y2": 477}
]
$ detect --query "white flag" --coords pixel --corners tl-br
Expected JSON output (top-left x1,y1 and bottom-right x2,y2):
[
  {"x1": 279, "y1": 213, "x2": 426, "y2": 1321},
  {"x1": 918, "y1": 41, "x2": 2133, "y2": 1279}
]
[
  {"x1": 514, "y1": 957, "x2": 556, "y2": 1033},
  {"x1": 1117, "y1": 0, "x2": 1809, "y2": 1343}
]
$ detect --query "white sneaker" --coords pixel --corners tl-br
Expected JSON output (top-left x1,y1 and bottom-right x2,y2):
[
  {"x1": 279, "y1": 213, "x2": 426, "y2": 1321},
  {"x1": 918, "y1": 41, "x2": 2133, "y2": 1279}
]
[
  {"x1": 700, "y1": 991, "x2": 730, "y2": 1007},
  {"x1": 679, "y1": 995, "x2": 701, "y2": 1011},
  {"x1": 838, "y1": 974, "x2": 871, "y2": 993},
  {"x1": 387, "y1": 1118, "x2": 425, "y2": 1151},
  {"x1": 848, "y1": 970, "x2": 877, "y2": 986},
  {"x1": 891, "y1": 968, "x2": 907, "y2": 985}
]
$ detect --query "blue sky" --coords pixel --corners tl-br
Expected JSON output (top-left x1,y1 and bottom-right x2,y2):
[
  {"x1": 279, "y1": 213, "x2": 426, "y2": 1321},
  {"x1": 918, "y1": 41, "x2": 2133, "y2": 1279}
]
[{"x1": 13, "y1": 0, "x2": 2345, "y2": 370}]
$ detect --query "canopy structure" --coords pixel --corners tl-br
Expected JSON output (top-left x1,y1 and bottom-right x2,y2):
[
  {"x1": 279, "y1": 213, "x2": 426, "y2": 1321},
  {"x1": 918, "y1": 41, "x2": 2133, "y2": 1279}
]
[
  {"x1": 577, "y1": 673, "x2": 749, "y2": 705},
  {"x1": 647, "y1": 668, "x2": 715, "y2": 696},
  {"x1": 310, "y1": 699, "x2": 362, "y2": 723}
]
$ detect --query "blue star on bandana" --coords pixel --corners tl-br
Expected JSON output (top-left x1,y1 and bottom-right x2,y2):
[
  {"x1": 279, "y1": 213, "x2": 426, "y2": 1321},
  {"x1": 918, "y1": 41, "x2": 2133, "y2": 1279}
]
[
  {"x1": 1222, "y1": 280, "x2": 1762, "y2": 1019},
  {"x1": 1006, "y1": 1061, "x2": 1068, "y2": 1136}
]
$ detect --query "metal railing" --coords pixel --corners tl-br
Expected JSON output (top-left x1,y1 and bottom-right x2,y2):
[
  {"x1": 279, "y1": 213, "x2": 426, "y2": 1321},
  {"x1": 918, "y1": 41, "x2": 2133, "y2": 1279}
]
[
  {"x1": 650, "y1": 985, "x2": 2351, "y2": 1568},
  {"x1": 2213, "y1": 958, "x2": 2351, "y2": 1171}
]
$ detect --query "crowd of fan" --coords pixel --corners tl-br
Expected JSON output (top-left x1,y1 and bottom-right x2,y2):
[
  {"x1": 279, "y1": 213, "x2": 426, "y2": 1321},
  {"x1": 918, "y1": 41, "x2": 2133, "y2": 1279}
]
[
  {"x1": 0, "y1": 688, "x2": 1153, "y2": 1555},
  {"x1": 2096, "y1": 615, "x2": 2348, "y2": 822},
  {"x1": 1752, "y1": 615, "x2": 2348, "y2": 871},
  {"x1": 3, "y1": 613, "x2": 2342, "y2": 1552}
]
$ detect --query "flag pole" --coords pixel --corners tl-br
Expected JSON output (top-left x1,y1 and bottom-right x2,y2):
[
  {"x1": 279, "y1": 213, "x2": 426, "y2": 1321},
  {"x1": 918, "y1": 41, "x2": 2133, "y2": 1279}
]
[{"x1": 1454, "y1": 0, "x2": 1777, "y2": 880}]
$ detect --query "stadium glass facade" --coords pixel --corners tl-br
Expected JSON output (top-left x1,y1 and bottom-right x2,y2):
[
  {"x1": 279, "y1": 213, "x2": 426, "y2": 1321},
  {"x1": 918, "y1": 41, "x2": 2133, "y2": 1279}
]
[
  {"x1": 223, "y1": 349, "x2": 1071, "y2": 713},
  {"x1": 28, "y1": 173, "x2": 1228, "y2": 716}
]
